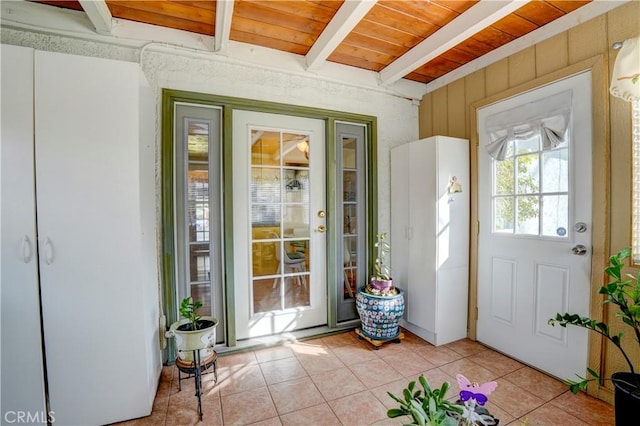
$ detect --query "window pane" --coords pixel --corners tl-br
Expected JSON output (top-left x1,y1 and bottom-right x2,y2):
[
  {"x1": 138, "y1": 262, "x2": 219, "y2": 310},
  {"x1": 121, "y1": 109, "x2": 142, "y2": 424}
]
[
  {"x1": 542, "y1": 149, "x2": 569, "y2": 193},
  {"x1": 189, "y1": 244, "x2": 210, "y2": 282},
  {"x1": 252, "y1": 241, "x2": 278, "y2": 277},
  {"x1": 251, "y1": 204, "x2": 281, "y2": 228},
  {"x1": 251, "y1": 167, "x2": 280, "y2": 203},
  {"x1": 188, "y1": 121, "x2": 209, "y2": 162},
  {"x1": 343, "y1": 137, "x2": 357, "y2": 169},
  {"x1": 188, "y1": 165, "x2": 209, "y2": 242},
  {"x1": 251, "y1": 130, "x2": 279, "y2": 166},
  {"x1": 344, "y1": 204, "x2": 357, "y2": 235},
  {"x1": 344, "y1": 236, "x2": 357, "y2": 299},
  {"x1": 494, "y1": 159, "x2": 514, "y2": 195},
  {"x1": 283, "y1": 133, "x2": 309, "y2": 166},
  {"x1": 516, "y1": 154, "x2": 539, "y2": 194},
  {"x1": 516, "y1": 196, "x2": 539, "y2": 235},
  {"x1": 284, "y1": 276, "x2": 310, "y2": 309},
  {"x1": 344, "y1": 170, "x2": 357, "y2": 201},
  {"x1": 283, "y1": 205, "x2": 309, "y2": 237},
  {"x1": 253, "y1": 278, "x2": 281, "y2": 313},
  {"x1": 284, "y1": 169, "x2": 309, "y2": 202},
  {"x1": 494, "y1": 197, "x2": 514, "y2": 233},
  {"x1": 542, "y1": 195, "x2": 569, "y2": 238}
]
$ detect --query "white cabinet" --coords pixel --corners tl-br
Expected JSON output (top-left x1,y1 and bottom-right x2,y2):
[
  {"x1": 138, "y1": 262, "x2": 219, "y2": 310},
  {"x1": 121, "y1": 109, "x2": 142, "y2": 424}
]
[
  {"x1": 390, "y1": 136, "x2": 469, "y2": 346},
  {"x1": 1, "y1": 45, "x2": 160, "y2": 425}
]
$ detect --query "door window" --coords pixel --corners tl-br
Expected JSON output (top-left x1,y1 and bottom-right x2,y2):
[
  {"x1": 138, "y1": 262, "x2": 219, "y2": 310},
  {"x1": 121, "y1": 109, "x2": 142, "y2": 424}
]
[
  {"x1": 492, "y1": 135, "x2": 569, "y2": 238},
  {"x1": 250, "y1": 129, "x2": 311, "y2": 314}
]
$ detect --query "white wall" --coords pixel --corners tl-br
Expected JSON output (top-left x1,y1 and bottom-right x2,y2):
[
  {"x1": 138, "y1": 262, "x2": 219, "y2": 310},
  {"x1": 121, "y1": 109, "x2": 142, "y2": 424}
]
[{"x1": 2, "y1": 26, "x2": 419, "y2": 237}]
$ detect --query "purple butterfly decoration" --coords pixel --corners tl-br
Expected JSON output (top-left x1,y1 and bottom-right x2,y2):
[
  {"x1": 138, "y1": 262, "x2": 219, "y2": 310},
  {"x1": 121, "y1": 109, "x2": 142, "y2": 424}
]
[{"x1": 456, "y1": 374, "x2": 497, "y2": 406}]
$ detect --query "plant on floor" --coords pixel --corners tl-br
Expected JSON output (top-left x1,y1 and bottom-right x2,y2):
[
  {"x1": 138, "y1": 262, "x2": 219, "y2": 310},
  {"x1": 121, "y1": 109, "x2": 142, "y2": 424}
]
[
  {"x1": 548, "y1": 247, "x2": 639, "y2": 425},
  {"x1": 355, "y1": 232, "x2": 405, "y2": 341},
  {"x1": 387, "y1": 375, "x2": 499, "y2": 425}
]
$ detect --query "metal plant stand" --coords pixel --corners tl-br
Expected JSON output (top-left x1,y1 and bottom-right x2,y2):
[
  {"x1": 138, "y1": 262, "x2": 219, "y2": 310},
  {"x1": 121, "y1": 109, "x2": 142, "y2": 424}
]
[{"x1": 175, "y1": 350, "x2": 218, "y2": 421}]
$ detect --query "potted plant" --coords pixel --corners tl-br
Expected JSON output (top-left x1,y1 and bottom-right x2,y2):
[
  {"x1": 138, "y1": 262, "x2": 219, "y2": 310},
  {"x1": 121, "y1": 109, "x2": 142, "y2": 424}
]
[
  {"x1": 355, "y1": 233, "x2": 405, "y2": 341},
  {"x1": 166, "y1": 297, "x2": 218, "y2": 363},
  {"x1": 387, "y1": 374, "x2": 499, "y2": 425},
  {"x1": 371, "y1": 231, "x2": 393, "y2": 291},
  {"x1": 548, "y1": 247, "x2": 639, "y2": 425}
]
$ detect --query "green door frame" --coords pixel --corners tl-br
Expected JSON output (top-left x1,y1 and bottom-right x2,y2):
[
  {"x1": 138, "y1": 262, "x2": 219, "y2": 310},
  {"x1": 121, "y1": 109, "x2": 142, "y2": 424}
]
[{"x1": 161, "y1": 89, "x2": 378, "y2": 352}]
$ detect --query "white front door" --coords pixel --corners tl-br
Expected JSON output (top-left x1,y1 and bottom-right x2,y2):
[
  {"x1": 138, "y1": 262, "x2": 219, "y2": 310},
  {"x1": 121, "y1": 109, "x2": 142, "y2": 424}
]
[
  {"x1": 233, "y1": 110, "x2": 327, "y2": 339},
  {"x1": 477, "y1": 72, "x2": 592, "y2": 380}
]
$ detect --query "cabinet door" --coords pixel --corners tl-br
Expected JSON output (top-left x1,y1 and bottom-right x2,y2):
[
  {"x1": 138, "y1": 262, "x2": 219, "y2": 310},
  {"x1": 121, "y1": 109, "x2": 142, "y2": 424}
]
[
  {"x1": 35, "y1": 51, "x2": 150, "y2": 425},
  {"x1": 0, "y1": 45, "x2": 47, "y2": 419},
  {"x1": 407, "y1": 140, "x2": 437, "y2": 331}
]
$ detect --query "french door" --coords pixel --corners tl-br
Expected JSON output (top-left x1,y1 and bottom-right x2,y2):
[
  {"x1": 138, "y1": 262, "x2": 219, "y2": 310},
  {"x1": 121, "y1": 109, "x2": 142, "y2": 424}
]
[
  {"x1": 232, "y1": 110, "x2": 327, "y2": 339},
  {"x1": 477, "y1": 71, "x2": 592, "y2": 380}
]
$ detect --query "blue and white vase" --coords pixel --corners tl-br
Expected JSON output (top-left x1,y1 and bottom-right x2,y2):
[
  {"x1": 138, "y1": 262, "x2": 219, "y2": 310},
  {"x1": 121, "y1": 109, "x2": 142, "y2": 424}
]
[{"x1": 356, "y1": 286, "x2": 405, "y2": 340}]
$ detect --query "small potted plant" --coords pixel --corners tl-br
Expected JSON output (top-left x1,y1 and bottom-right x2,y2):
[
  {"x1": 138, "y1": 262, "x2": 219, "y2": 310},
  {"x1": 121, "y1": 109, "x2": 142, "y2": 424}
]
[
  {"x1": 355, "y1": 233, "x2": 405, "y2": 341},
  {"x1": 549, "y1": 247, "x2": 639, "y2": 425},
  {"x1": 387, "y1": 374, "x2": 499, "y2": 425},
  {"x1": 166, "y1": 297, "x2": 218, "y2": 363}
]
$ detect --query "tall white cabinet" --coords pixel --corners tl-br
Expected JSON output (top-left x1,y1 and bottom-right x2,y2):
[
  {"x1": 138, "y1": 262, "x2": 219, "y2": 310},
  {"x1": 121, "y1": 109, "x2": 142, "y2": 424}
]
[
  {"x1": 1, "y1": 45, "x2": 160, "y2": 425},
  {"x1": 390, "y1": 136, "x2": 470, "y2": 346}
]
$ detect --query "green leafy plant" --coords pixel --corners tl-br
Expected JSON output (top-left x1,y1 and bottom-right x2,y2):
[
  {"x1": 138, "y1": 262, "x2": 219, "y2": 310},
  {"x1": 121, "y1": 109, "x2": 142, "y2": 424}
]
[
  {"x1": 387, "y1": 375, "x2": 462, "y2": 426},
  {"x1": 373, "y1": 232, "x2": 391, "y2": 281},
  {"x1": 549, "y1": 247, "x2": 640, "y2": 393},
  {"x1": 387, "y1": 375, "x2": 499, "y2": 426},
  {"x1": 180, "y1": 297, "x2": 204, "y2": 331}
]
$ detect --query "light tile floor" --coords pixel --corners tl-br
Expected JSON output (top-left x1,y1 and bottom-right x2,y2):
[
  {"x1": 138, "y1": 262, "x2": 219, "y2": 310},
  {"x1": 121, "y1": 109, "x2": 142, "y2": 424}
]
[{"x1": 117, "y1": 330, "x2": 614, "y2": 425}]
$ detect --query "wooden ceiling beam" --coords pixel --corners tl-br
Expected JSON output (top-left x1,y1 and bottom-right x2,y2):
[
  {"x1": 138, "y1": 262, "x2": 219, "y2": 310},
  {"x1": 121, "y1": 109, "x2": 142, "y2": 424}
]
[
  {"x1": 305, "y1": 0, "x2": 377, "y2": 72},
  {"x1": 379, "y1": 0, "x2": 530, "y2": 86},
  {"x1": 215, "y1": 0, "x2": 235, "y2": 52},
  {"x1": 78, "y1": 0, "x2": 112, "y2": 35}
]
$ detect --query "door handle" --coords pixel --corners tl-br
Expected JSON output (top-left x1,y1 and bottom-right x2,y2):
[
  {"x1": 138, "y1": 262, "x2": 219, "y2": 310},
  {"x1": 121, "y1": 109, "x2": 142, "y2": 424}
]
[
  {"x1": 571, "y1": 244, "x2": 587, "y2": 256},
  {"x1": 316, "y1": 225, "x2": 326, "y2": 233},
  {"x1": 44, "y1": 237, "x2": 54, "y2": 265},
  {"x1": 22, "y1": 235, "x2": 33, "y2": 263}
]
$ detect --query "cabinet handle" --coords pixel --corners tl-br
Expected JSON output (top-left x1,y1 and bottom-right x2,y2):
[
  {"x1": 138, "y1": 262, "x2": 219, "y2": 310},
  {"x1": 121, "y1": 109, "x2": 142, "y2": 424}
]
[
  {"x1": 44, "y1": 237, "x2": 54, "y2": 265},
  {"x1": 22, "y1": 235, "x2": 33, "y2": 263}
]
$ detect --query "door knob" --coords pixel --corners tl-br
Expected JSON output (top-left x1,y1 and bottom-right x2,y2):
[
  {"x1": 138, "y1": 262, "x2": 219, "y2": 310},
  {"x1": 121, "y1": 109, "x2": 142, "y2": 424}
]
[
  {"x1": 572, "y1": 245, "x2": 587, "y2": 255},
  {"x1": 316, "y1": 225, "x2": 326, "y2": 233}
]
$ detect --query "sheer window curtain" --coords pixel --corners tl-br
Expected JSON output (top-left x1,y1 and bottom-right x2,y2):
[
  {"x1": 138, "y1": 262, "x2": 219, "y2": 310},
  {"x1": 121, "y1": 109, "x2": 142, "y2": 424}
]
[
  {"x1": 484, "y1": 90, "x2": 572, "y2": 161},
  {"x1": 610, "y1": 36, "x2": 640, "y2": 264}
]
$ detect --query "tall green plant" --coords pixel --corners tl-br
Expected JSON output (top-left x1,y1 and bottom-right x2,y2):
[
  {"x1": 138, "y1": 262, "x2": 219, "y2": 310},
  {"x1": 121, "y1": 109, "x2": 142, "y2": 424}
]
[
  {"x1": 180, "y1": 297, "x2": 203, "y2": 331},
  {"x1": 549, "y1": 247, "x2": 640, "y2": 392}
]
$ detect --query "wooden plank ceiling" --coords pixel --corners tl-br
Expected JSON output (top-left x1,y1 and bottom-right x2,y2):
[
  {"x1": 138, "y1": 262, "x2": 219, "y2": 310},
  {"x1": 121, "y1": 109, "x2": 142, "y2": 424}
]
[{"x1": 31, "y1": 0, "x2": 591, "y2": 84}]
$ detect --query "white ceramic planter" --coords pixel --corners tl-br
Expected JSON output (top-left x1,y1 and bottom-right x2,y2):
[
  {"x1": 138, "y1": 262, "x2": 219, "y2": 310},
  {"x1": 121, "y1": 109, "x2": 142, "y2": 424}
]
[{"x1": 166, "y1": 316, "x2": 218, "y2": 363}]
